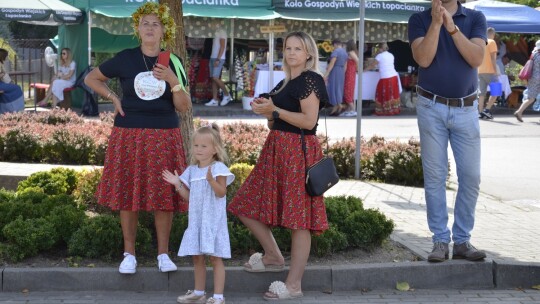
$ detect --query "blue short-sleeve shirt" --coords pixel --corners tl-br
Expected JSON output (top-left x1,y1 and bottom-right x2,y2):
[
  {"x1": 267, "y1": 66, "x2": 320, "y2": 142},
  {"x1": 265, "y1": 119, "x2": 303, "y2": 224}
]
[{"x1": 408, "y1": 3, "x2": 487, "y2": 98}]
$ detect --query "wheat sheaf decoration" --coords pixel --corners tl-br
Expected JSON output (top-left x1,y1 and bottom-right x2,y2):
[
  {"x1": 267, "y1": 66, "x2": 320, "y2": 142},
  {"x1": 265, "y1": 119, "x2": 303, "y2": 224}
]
[{"x1": 131, "y1": 2, "x2": 176, "y2": 48}]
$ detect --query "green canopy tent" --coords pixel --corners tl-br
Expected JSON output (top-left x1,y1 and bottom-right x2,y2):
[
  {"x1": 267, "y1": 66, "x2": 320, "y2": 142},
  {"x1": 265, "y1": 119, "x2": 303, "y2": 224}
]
[{"x1": 57, "y1": 0, "x2": 277, "y2": 106}]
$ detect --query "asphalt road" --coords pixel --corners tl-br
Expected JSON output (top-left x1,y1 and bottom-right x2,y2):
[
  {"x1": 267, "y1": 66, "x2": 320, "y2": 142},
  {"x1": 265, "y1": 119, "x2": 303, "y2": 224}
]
[{"x1": 208, "y1": 115, "x2": 540, "y2": 205}]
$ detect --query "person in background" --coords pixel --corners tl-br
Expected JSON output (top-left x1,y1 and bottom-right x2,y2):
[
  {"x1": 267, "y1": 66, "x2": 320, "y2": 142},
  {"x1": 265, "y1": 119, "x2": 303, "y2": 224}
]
[
  {"x1": 205, "y1": 25, "x2": 232, "y2": 107},
  {"x1": 84, "y1": 2, "x2": 191, "y2": 274},
  {"x1": 408, "y1": 0, "x2": 487, "y2": 263},
  {"x1": 163, "y1": 123, "x2": 234, "y2": 304},
  {"x1": 477, "y1": 27, "x2": 499, "y2": 119},
  {"x1": 495, "y1": 36, "x2": 507, "y2": 76},
  {"x1": 370, "y1": 42, "x2": 401, "y2": 116},
  {"x1": 37, "y1": 47, "x2": 76, "y2": 108},
  {"x1": 513, "y1": 40, "x2": 540, "y2": 122},
  {"x1": 228, "y1": 31, "x2": 329, "y2": 301},
  {"x1": 0, "y1": 48, "x2": 24, "y2": 114},
  {"x1": 324, "y1": 39, "x2": 348, "y2": 115},
  {"x1": 341, "y1": 39, "x2": 359, "y2": 117}
]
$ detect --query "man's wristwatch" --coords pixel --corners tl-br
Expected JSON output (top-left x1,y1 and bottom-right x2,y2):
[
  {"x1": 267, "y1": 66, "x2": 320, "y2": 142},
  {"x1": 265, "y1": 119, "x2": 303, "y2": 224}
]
[
  {"x1": 448, "y1": 25, "x2": 460, "y2": 36},
  {"x1": 272, "y1": 107, "x2": 280, "y2": 120}
]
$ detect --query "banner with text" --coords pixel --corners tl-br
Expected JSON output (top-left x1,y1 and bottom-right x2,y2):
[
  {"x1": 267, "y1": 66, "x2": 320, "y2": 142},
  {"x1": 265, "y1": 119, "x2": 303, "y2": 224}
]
[{"x1": 273, "y1": 0, "x2": 430, "y2": 23}]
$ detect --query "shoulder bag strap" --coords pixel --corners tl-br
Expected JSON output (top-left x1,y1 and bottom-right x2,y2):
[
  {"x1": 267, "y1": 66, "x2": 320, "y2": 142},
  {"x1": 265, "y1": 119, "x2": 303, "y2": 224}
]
[{"x1": 300, "y1": 108, "x2": 330, "y2": 166}]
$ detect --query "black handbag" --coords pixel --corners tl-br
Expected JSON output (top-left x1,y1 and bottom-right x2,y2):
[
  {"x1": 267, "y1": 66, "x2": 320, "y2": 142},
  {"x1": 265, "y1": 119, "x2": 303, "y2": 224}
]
[{"x1": 300, "y1": 119, "x2": 339, "y2": 196}]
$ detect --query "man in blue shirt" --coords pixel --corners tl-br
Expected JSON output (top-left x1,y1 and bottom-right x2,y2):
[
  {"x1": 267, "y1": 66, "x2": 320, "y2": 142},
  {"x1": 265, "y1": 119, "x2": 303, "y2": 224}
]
[{"x1": 408, "y1": 0, "x2": 487, "y2": 262}]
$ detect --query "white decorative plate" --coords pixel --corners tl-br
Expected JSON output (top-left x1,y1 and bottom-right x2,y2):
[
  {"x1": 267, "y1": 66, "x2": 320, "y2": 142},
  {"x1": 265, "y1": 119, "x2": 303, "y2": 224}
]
[{"x1": 134, "y1": 71, "x2": 166, "y2": 100}]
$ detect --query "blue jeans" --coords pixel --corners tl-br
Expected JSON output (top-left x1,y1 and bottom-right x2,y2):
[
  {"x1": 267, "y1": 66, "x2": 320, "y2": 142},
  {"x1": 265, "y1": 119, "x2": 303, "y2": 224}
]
[{"x1": 416, "y1": 94, "x2": 481, "y2": 244}]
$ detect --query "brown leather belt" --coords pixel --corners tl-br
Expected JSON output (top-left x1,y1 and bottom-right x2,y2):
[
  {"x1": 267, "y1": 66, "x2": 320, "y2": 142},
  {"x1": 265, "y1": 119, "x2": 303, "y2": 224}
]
[{"x1": 417, "y1": 87, "x2": 477, "y2": 107}]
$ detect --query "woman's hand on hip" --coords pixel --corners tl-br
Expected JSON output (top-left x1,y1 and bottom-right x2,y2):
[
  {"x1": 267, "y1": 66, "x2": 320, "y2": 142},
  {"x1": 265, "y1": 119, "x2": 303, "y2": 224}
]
[{"x1": 111, "y1": 95, "x2": 125, "y2": 117}]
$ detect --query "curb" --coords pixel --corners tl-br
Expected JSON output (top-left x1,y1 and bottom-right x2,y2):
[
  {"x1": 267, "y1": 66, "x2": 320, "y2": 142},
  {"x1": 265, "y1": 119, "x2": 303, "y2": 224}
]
[{"x1": 2, "y1": 261, "x2": 539, "y2": 292}]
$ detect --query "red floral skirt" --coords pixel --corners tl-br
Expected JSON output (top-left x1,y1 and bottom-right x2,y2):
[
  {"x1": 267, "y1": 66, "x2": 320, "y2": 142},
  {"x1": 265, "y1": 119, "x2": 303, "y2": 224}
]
[
  {"x1": 96, "y1": 127, "x2": 187, "y2": 212},
  {"x1": 343, "y1": 59, "x2": 357, "y2": 104},
  {"x1": 374, "y1": 75, "x2": 401, "y2": 116},
  {"x1": 227, "y1": 130, "x2": 329, "y2": 234}
]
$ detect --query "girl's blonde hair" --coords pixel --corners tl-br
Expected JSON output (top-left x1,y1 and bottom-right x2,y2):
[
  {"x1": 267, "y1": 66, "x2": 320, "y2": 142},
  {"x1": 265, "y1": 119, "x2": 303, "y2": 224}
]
[
  {"x1": 189, "y1": 123, "x2": 229, "y2": 165},
  {"x1": 60, "y1": 48, "x2": 73, "y2": 66},
  {"x1": 274, "y1": 31, "x2": 321, "y2": 95}
]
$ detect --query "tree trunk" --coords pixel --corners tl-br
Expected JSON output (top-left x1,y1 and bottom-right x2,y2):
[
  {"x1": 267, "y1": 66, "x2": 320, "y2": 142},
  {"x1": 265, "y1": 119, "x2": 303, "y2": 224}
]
[{"x1": 161, "y1": 0, "x2": 193, "y2": 158}]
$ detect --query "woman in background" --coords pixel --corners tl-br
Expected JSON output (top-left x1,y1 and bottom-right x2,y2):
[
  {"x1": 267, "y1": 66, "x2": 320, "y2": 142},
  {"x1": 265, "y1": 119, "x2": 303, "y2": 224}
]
[
  {"x1": 37, "y1": 48, "x2": 76, "y2": 108},
  {"x1": 371, "y1": 42, "x2": 401, "y2": 116},
  {"x1": 324, "y1": 39, "x2": 348, "y2": 115},
  {"x1": 513, "y1": 40, "x2": 540, "y2": 122},
  {"x1": 0, "y1": 48, "x2": 24, "y2": 114},
  {"x1": 341, "y1": 39, "x2": 359, "y2": 117}
]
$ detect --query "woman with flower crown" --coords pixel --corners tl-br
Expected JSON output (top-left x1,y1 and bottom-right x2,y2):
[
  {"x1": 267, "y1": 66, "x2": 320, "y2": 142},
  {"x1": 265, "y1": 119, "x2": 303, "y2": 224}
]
[{"x1": 84, "y1": 2, "x2": 190, "y2": 275}]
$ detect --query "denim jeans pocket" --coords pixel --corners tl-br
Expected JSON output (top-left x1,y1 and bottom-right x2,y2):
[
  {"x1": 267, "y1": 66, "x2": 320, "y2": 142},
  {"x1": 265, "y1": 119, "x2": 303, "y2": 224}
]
[{"x1": 417, "y1": 95, "x2": 434, "y2": 109}]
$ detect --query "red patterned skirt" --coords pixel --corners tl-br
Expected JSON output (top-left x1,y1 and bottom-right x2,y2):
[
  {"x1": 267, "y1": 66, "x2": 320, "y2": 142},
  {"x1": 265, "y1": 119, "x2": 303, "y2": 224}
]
[
  {"x1": 374, "y1": 75, "x2": 401, "y2": 116},
  {"x1": 96, "y1": 127, "x2": 188, "y2": 212},
  {"x1": 227, "y1": 130, "x2": 329, "y2": 234},
  {"x1": 343, "y1": 58, "x2": 357, "y2": 104}
]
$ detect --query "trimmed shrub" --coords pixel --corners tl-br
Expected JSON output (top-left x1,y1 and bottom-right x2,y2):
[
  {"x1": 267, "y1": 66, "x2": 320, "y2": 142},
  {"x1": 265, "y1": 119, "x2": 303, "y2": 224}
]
[
  {"x1": 68, "y1": 215, "x2": 123, "y2": 259},
  {"x1": 220, "y1": 122, "x2": 268, "y2": 165},
  {"x1": 2, "y1": 216, "x2": 59, "y2": 262},
  {"x1": 0, "y1": 188, "x2": 15, "y2": 203},
  {"x1": 17, "y1": 169, "x2": 77, "y2": 195},
  {"x1": 47, "y1": 205, "x2": 87, "y2": 244},
  {"x1": 312, "y1": 224, "x2": 348, "y2": 257},
  {"x1": 73, "y1": 168, "x2": 104, "y2": 212},
  {"x1": 68, "y1": 214, "x2": 152, "y2": 260},
  {"x1": 228, "y1": 222, "x2": 259, "y2": 254},
  {"x1": 169, "y1": 213, "x2": 189, "y2": 254},
  {"x1": 226, "y1": 163, "x2": 254, "y2": 202},
  {"x1": 2, "y1": 128, "x2": 43, "y2": 162},
  {"x1": 343, "y1": 209, "x2": 395, "y2": 249},
  {"x1": 324, "y1": 195, "x2": 364, "y2": 227}
]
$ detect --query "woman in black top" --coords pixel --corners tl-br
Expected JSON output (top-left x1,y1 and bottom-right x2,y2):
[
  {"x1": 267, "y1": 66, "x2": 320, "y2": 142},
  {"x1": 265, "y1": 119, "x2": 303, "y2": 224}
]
[
  {"x1": 228, "y1": 31, "x2": 329, "y2": 300},
  {"x1": 84, "y1": 2, "x2": 190, "y2": 275}
]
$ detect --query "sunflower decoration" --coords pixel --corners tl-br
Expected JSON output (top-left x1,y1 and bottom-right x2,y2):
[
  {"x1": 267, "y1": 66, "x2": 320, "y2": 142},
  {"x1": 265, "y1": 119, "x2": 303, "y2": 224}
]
[
  {"x1": 317, "y1": 40, "x2": 334, "y2": 58},
  {"x1": 132, "y1": 2, "x2": 176, "y2": 48}
]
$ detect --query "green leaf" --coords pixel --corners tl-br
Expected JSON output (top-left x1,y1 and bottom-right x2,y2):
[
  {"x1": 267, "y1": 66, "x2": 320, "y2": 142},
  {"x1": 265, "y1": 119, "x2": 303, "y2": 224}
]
[{"x1": 396, "y1": 281, "x2": 410, "y2": 291}]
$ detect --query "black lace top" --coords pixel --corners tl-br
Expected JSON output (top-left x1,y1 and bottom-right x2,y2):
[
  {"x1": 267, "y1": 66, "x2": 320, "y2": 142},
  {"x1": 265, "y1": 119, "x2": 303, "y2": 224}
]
[{"x1": 269, "y1": 70, "x2": 329, "y2": 135}]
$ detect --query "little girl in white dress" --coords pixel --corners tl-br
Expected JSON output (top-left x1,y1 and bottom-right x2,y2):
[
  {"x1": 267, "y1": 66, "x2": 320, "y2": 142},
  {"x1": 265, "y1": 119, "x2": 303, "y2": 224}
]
[{"x1": 162, "y1": 123, "x2": 234, "y2": 304}]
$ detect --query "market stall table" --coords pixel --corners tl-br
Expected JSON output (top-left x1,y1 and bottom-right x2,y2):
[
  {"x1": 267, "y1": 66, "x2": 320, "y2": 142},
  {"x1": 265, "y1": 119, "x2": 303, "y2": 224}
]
[{"x1": 254, "y1": 70, "x2": 390, "y2": 101}]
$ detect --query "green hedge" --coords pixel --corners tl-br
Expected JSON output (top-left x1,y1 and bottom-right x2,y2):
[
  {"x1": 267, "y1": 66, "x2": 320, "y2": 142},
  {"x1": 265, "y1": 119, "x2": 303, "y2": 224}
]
[
  {"x1": 0, "y1": 111, "x2": 425, "y2": 187},
  {"x1": 0, "y1": 169, "x2": 395, "y2": 263}
]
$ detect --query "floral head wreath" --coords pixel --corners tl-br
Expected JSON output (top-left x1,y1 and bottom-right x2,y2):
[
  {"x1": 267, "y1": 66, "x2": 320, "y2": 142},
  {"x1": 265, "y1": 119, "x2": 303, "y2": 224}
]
[{"x1": 132, "y1": 2, "x2": 176, "y2": 48}]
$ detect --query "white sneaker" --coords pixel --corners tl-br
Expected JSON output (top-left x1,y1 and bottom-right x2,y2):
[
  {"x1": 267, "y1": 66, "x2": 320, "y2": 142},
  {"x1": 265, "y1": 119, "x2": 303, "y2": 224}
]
[
  {"x1": 206, "y1": 297, "x2": 225, "y2": 304},
  {"x1": 205, "y1": 99, "x2": 219, "y2": 106},
  {"x1": 157, "y1": 253, "x2": 178, "y2": 272},
  {"x1": 119, "y1": 253, "x2": 137, "y2": 274},
  {"x1": 177, "y1": 290, "x2": 206, "y2": 303},
  {"x1": 220, "y1": 95, "x2": 232, "y2": 106}
]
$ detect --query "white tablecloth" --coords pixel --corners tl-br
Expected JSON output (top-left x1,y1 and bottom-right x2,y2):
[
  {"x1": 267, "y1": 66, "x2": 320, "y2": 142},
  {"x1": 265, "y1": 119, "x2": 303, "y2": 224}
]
[
  {"x1": 254, "y1": 70, "x2": 394, "y2": 101},
  {"x1": 253, "y1": 71, "x2": 285, "y2": 98}
]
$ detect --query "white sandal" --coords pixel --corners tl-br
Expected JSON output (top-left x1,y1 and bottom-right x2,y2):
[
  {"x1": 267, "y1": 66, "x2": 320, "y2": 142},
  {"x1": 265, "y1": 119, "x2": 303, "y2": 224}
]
[
  {"x1": 263, "y1": 281, "x2": 303, "y2": 301},
  {"x1": 243, "y1": 252, "x2": 285, "y2": 273}
]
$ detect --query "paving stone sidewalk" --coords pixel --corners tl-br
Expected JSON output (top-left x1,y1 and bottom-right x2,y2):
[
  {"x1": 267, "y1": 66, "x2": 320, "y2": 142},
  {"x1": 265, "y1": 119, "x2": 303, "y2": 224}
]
[
  {"x1": 0, "y1": 289, "x2": 539, "y2": 303},
  {"x1": 325, "y1": 180, "x2": 540, "y2": 263}
]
